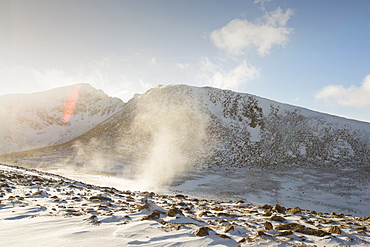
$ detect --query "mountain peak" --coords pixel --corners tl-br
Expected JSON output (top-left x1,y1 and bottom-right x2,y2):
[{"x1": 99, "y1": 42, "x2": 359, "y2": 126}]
[{"x1": 0, "y1": 83, "x2": 124, "y2": 155}]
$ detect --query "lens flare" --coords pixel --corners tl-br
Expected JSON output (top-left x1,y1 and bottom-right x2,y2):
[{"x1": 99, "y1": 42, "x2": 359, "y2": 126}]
[{"x1": 63, "y1": 84, "x2": 81, "y2": 123}]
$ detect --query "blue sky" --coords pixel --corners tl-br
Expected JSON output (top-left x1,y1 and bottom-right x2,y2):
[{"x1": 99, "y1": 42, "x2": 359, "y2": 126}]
[{"x1": 1, "y1": 0, "x2": 370, "y2": 122}]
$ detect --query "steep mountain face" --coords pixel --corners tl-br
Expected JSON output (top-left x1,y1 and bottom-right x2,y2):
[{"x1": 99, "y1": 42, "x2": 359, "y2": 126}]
[
  {"x1": 5, "y1": 84, "x2": 370, "y2": 170},
  {"x1": 201, "y1": 87, "x2": 370, "y2": 169},
  {"x1": 2, "y1": 84, "x2": 370, "y2": 214},
  {"x1": 56, "y1": 84, "x2": 370, "y2": 169},
  {"x1": 0, "y1": 83, "x2": 124, "y2": 155}
]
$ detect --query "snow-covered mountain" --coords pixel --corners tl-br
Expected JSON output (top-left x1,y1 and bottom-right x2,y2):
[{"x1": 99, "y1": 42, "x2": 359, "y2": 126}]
[
  {"x1": 37, "y1": 84, "x2": 370, "y2": 169},
  {"x1": 4, "y1": 84, "x2": 370, "y2": 166},
  {"x1": 1, "y1": 84, "x2": 370, "y2": 215},
  {"x1": 0, "y1": 83, "x2": 124, "y2": 155}
]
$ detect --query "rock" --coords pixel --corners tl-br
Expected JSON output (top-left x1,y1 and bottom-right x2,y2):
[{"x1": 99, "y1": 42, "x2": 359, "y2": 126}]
[
  {"x1": 89, "y1": 220, "x2": 101, "y2": 225},
  {"x1": 174, "y1": 194, "x2": 186, "y2": 199},
  {"x1": 89, "y1": 195, "x2": 112, "y2": 202},
  {"x1": 218, "y1": 234, "x2": 231, "y2": 239},
  {"x1": 275, "y1": 230, "x2": 293, "y2": 236},
  {"x1": 330, "y1": 212, "x2": 343, "y2": 218},
  {"x1": 194, "y1": 226, "x2": 210, "y2": 237},
  {"x1": 275, "y1": 223, "x2": 302, "y2": 231},
  {"x1": 198, "y1": 211, "x2": 210, "y2": 217},
  {"x1": 288, "y1": 207, "x2": 302, "y2": 214},
  {"x1": 271, "y1": 215, "x2": 286, "y2": 222},
  {"x1": 256, "y1": 230, "x2": 270, "y2": 237},
  {"x1": 140, "y1": 211, "x2": 161, "y2": 221},
  {"x1": 264, "y1": 221, "x2": 273, "y2": 230},
  {"x1": 238, "y1": 237, "x2": 253, "y2": 243},
  {"x1": 357, "y1": 226, "x2": 367, "y2": 232},
  {"x1": 168, "y1": 208, "x2": 182, "y2": 217},
  {"x1": 224, "y1": 225, "x2": 234, "y2": 233},
  {"x1": 85, "y1": 215, "x2": 98, "y2": 221},
  {"x1": 300, "y1": 228, "x2": 328, "y2": 237},
  {"x1": 328, "y1": 226, "x2": 342, "y2": 234},
  {"x1": 143, "y1": 192, "x2": 155, "y2": 198},
  {"x1": 177, "y1": 201, "x2": 187, "y2": 207},
  {"x1": 136, "y1": 203, "x2": 151, "y2": 211},
  {"x1": 359, "y1": 216, "x2": 370, "y2": 222},
  {"x1": 272, "y1": 204, "x2": 286, "y2": 213},
  {"x1": 262, "y1": 211, "x2": 272, "y2": 217},
  {"x1": 276, "y1": 223, "x2": 328, "y2": 237},
  {"x1": 260, "y1": 204, "x2": 272, "y2": 210},
  {"x1": 217, "y1": 212, "x2": 235, "y2": 217},
  {"x1": 212, "y1": 207, "x2": 223, "y2": 211},
  {"x1": 31, "y1": 190, "x2": 49, "y2": 197}
]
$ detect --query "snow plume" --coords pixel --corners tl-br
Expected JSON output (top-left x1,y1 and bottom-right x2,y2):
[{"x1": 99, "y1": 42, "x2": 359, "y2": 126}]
[{"x1": 129, "y1": 85, "x2": 213, "y2": 190}]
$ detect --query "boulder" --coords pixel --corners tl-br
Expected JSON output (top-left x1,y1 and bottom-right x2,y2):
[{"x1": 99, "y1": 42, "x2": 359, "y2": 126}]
[
  {"x1": 167, "y1": 208, "x2": 183, "y2": 217},
  {"x1": 194, "y1": 226, "x2": 210, "y2": 237},
  {"x1": 288, "y1": 207, "x2": 302, "y2": 214},
  {"x1": 140, "y1": 211, "x2": 161, "y2": 221},
  {"x1": 272, "y1": 204, "x2": 286, "y2": 213},
  {"x1": 264, "y1": 221, "x2": 273, "y2": 230},
  {"x1": 271, "y1": 215, "x2": 286, "y2": 222},
  {"x1": 328, "y1": 226, "x2": 342, "y2": 234}
]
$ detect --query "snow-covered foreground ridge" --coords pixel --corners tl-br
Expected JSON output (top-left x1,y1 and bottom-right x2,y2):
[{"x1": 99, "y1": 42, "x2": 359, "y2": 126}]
[
  {"x1": 0, "y1": 83, "x2": 123, "y2": 155},
  {"x1": 1, "y1": 164, "x2": 369, "y2": 247}
]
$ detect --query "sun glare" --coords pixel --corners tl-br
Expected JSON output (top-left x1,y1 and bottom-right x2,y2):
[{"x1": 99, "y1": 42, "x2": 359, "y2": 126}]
[{"x1": 63, "y1": 84, "x2": 81, "y2": 123}]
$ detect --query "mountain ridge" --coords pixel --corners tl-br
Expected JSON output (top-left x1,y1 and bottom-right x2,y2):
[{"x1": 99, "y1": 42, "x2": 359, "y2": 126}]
[
  {"x1": 2, "y1": 83, "x2": 370, "y2": 170},
  {"x1": 2, "y1": 83, "x2": 370, "y2": 166},
  {"x1": 1, "y1": 83, "x2": 370, "y2": 215},
  {"x1": 0, "y1": 83, "x2": 124, "y2": 155}
]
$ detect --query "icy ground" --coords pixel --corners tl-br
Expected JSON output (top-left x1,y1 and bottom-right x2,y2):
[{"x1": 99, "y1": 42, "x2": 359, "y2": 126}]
[
  {"x1": 1, "y1": 164, "x2": 370, "y2": 247},
  {"x1": 171, "y1": 165, "x2": 370, "y2": 217},
  {"x1": 7, "y1": 156, "x2": 370, "y2": 217}
]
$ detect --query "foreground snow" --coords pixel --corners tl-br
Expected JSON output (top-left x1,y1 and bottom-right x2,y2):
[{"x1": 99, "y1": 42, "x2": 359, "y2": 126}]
[{"x1": 0, "y1": 164, "x2": 369, "y2": 246}]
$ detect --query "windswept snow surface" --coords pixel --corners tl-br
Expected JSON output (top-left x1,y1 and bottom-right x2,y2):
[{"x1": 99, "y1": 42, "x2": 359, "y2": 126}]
[{"x1": 1, "y1": 164, "x2": 370, "y2": 247}]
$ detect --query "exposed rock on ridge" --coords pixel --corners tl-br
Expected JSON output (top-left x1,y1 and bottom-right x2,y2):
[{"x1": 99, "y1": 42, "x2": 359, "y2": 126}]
[{"x1": 0, "y1": 83, "x2": 124, "y2": 155}]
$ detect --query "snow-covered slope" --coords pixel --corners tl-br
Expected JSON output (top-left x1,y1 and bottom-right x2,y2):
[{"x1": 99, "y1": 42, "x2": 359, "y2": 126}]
[
  {"x1": 2, "y1": 164, "x2": 369, "y2": 246},
  {"x1": 0, "y1": 83, "x2": 124, "y2": 155},
  {"x1": 1, "y1": 84, "x2": 370, "y2": 215},
  {"x1": 49, "y1": 84, "x2": 370, "y2": 169},
  {"x1": 199, "y1": 86, "x2": 370, "y2": 167}
]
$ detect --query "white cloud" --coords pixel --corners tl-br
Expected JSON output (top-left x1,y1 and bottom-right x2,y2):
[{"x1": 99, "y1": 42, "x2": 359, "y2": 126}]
[
  {"x1": 210, "y1": 7, "x2": 293, "y2": 57},
  {"x1": 254, "y1": 0, "x2": 271, "y2": 4},
  {"x1": 315, "y1": 75, "x2": 370, "y2": 107},
  {"x1": 84, "y1": 58, "x2": 146, "y2": 101},
  {"x1": 254, "y1": 0, "x2": 272, "y2": 11},
  {"x1": 175, "y1": 63, "x2": 191, "y2": 70},
  {"x1": 0, "y1": 63, "x2": 79, "y2": 95},
  {"x1": 199, "y1": 56, "x2": 259, "y2": 91},
  {"x1": 0, "y1": 57, "x2": 152, "y2": 102},
  {"x1": 149, "y1": 57, "x2": 158, "y2": 66}
]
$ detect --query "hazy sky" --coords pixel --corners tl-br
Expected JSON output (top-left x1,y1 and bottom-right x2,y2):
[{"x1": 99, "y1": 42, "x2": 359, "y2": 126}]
[{"x1": 1, "y1": 0, "x2": 370, "y2": 122}]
